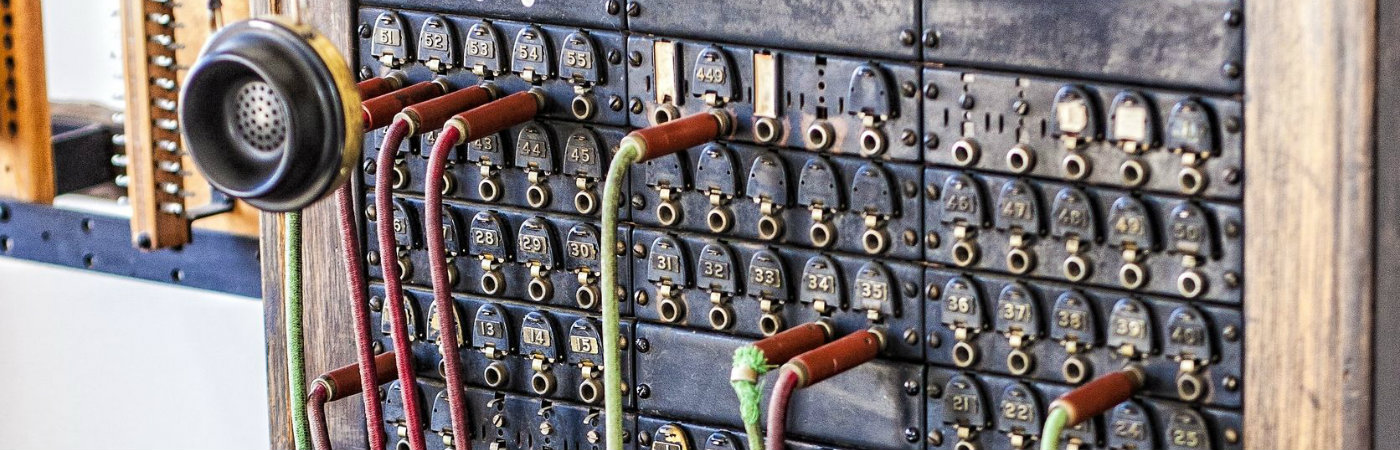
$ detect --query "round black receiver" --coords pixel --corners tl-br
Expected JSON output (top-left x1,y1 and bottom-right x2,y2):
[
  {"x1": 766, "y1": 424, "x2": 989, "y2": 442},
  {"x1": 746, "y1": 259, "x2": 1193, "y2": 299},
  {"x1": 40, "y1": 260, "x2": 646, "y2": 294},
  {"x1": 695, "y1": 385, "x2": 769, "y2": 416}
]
[{"x1": 180, "y1": 18, "x2": 362, "y2": 212}]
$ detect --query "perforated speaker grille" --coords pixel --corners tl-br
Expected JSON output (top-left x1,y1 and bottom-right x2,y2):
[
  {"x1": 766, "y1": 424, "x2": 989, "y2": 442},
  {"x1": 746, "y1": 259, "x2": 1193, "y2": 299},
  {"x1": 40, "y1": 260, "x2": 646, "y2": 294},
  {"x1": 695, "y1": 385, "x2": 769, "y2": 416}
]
[{"x1": 231, "y1": 81, "x2": 288, "y2": 153}]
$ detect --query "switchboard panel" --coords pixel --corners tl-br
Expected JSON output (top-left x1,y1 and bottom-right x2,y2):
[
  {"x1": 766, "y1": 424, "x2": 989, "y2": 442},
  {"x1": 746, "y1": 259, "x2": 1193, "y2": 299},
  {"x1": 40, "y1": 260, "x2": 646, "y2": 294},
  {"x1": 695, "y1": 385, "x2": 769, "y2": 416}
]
[{"x1": 306, "y1": 1, "x2": 1248, "y2": 449}]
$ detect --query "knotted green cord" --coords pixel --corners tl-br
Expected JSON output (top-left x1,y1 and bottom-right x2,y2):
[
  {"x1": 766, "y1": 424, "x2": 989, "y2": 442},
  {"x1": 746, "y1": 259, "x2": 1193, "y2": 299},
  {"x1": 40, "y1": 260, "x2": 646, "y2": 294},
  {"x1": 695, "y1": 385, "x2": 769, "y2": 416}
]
[
  {"x1": 1040, "y1": 407, "x2": 1069, "y2": 450},
  {"x1": 600, "y1": 140, "x2": 641, "y2": 450},
  {"x1": 285, "y1": 211, "x2": 310, "y2": 450},
  {"x1": 731, "y1": 345, "x2": 773, "y2": 450}
]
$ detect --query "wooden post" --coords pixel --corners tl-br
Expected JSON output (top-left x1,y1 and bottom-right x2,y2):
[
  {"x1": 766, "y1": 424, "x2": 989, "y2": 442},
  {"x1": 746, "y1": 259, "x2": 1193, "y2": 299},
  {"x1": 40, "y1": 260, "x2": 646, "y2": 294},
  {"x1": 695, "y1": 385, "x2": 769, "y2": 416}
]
[
  {"x1": 1243, "y1": 0, "x2": 1377, "y2": 448},
  {"x1": 0, "y1": 0, "x2": 53, "y2": 203}
]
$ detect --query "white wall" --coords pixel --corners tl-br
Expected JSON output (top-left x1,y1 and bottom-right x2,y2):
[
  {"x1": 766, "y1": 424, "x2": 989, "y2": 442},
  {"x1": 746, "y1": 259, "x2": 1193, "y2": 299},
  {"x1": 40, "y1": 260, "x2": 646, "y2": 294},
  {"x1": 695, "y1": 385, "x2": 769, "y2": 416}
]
[
  {"x1": 0, "y1": 258, "x2": 271, "y2": 450},
  {"x1": 41, "y1": 1, "x2": 125, "y2": 109}
]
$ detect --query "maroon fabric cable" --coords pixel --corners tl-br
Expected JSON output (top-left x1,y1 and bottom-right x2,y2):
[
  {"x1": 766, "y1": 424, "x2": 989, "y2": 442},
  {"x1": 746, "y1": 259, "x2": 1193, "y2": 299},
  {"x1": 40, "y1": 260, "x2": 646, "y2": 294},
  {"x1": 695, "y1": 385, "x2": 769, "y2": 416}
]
[
  {"x1": 335, "y1": 184, "x2": 388, "y2": 450},
  {"x1": 309, "y1": 383, "x2": 332, "y2": 450},
  {"x1": 374, "y1": 120, "x2": 428, "y2": 450},
  {"x1": 765, "y1": 368, "x2": 801, "y2": 450},
  {"x1": 423, "y1": 125, "x2": 471, "y2": 442}
]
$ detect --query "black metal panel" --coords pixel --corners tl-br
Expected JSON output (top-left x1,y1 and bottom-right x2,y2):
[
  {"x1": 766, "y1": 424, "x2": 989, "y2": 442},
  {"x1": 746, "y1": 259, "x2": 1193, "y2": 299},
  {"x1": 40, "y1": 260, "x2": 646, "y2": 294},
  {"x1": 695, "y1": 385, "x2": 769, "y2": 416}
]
[
  {"x1": 0, "y1": 201, "x2": 260, "y2": 297},
  {"x1": 628, "y1": 0, "x2": 919, "y2": 60},
  {"x1": 923, "y1": 0, "x2": 1244, "y2": 93},
  {"x1": 634, "y1": 323, "x2": 924, "y2": 450},
  {"x1": 362, "y1": 0, "x2": 624, "y2": 30}
]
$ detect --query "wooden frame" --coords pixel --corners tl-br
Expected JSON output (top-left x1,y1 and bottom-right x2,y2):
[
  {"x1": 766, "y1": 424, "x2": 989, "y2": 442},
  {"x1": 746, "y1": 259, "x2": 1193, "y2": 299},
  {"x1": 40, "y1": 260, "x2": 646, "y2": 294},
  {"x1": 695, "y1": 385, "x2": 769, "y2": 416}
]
[
  {"x1": 0, "y1": 0, "x2": 53, "y2": 203},
  {"x1": 261, "y1": 0, "x2": 1386, "y2": 448}
]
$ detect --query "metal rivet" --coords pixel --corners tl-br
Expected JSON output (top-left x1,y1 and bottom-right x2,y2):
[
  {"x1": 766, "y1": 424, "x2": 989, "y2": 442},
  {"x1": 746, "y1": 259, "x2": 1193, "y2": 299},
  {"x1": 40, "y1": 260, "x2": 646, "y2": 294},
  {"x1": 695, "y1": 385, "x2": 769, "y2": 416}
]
[
  {"x1": 922, "y1": 30, "x2": 939, "y2": 48},
  {"x1": 900, "y1": 81, "x2": 917, "y2": 98},
  {"x1": 923, "y1": 82, "x2": 939, "y2": 99},
  {"x1": 899, "y1": 29, "x2": 916, "y2": 46},
  {"x1": 1222, "y1": 62, "x2": 1242, "y2": 79},
  {"x1": 1224, "y1": 9, "x2": 1243, "y2": 27}
]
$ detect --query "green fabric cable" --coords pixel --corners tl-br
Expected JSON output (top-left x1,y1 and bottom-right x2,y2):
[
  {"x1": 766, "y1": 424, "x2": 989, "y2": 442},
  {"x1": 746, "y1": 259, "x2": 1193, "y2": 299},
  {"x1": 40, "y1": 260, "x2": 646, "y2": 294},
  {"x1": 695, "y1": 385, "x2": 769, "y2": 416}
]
[
  {"x1": 731, "y1": 345, "x2": 773, "y2": 450},
  {"x1": 285, "y1": 211, "x2": 311, "y2": 450},
  {"x1": 600, "y1": 140, "x2": 641, "y2": 450},
  {"x1": 1040, "y1": 407, "x2": 1069, "y2": 450}
]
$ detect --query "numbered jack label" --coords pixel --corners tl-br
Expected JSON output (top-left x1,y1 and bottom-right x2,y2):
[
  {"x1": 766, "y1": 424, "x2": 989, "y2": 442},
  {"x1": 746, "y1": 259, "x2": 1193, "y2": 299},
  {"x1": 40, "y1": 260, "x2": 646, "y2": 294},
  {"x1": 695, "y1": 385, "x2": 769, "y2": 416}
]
[
  {"x1": 696, "y1": 144, "x2": 740, "y2": 195},
  {"x1": 1109, "y1": 91, "x2": 1158, "y2": 151},
  {"x1": 994, "y1": 283, "x2": 1042, "y2": 338},
  {"x1": 464, "y1": 21, "x2": 506, "y2": 76},
  {"x1": 1050, "y1": 187, "x2": 1098, "y2": 241},
  {"x1": 690, "y1": 46, "x2": 737, "y2": 104},
  {"x1": 520, "y1": 310, "x2": 560, "y2": 360},
  {"x1": 696, "y1": 242, "x2": 739, "y2": 295},
  {"x1": 850, "y1": 164, "x2": 897, "y2": 217},
  {"x1": 747, "y1": 250, "x2": 789, "y2": 301},
  {"x1": 1107, "y1": 298, "x2": 1154, "y2": 356},
  {"x1": 563, "y1": 223, "x2": 603, "y2": 272},
  {"x1": 562, "y1": 128, "x2": 604, "y2": 179},
  {"x1": 468, "y1": 211, "x2": 510, "y2": 258},
  {"x1": 1051, "y1": 85, "x2": 1100, "y2": 146},
  {"x1": 466, "y1": 132, "x2": 507, "y2": 166},
  {"x1": 559, "y1": 31, "x2": 602, "y2": 85},
  {"x1": 1167, "y1": 202, "x2": 1216, "y2": 257},
  {"x1": 514, "y1": 123, "x2": 556, "y2": 172},
  {"x1": 995, "y1": 179, "x2": 1042, "y2": 233},
  {"x1": 1166, "y1": 99, "x2": 1217, "y2": 156},
  {"x1": 438, "y1": 207, "x2": 465, "y2": 255},
  {"x1": 1049, "y1": 290, "x2": 1099, "y2": 346},
  {"x1": 853, "y1": 261, "x2": 897, "y2": 318},
  {"x1": 390, "y1": 198, "x2": 421, "y2": 249},
  {"x1": 416, "y1": 15, "x2": 456, "y2": 71},
  {"x1": 472, "y1": 303, "x2": 512, "y2": 351},
  {"x1": 565, "y1": 318, "x2": 603, "y2": 365},
  {"x1": 799, "y1": 255, "x2": 844, "y2": 309},
  {"x1": 1107, "y1": 400, "x2": 1157, "y2": 450},
  {"x1": 942, "y1": 374, "x2": 991, "y2": 429},
  {"x1": 370, "y1": 11, "x2": 409, "y2": 68},
  {"x1": 940, "y1": 174, "x2": 986, "y2": 227},
  {"x1": 1107, "y1": 196, "x2": 1157, "y2": 250},
  {"x1": 1165, "y1": 408, "x2": 1213, "y2": 450},
  {"x1": 1164, "y1": 306, "x2": 1214, "y2": 362},
  {"x1": 996, "y1": 383, "x2": 1043, "y2": 434},
  {"x1": 511, "y1": 25, "x2": 553, "y2": 80},
  {"x1": 647, "y1": 236, "x2": 690, "y2": 285},
  {"x1": 745, "y1": 151, "x2": 790, "y2": 205},
  {"x1": 847, "y1": 63, "x2": 896, "y2": 119},
  {"x1": 940, "y1": 276, "x2": 987, "y2": 330},
  {"x1": 516, "y1": 217, "x2": 558, "y2": 269}
]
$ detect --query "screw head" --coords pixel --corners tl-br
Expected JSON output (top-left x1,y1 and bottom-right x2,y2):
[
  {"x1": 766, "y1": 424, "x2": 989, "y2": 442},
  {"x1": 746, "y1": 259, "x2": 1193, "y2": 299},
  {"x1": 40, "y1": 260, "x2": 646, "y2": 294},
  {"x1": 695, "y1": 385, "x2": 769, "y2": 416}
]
[
  {"x1": 901, "y1": 129, "x2": 918, "y2": 146},
  {"x1": 631, "y1": 193, "x2": 646, "y2": 210},
  {"x1": 1224, "y1": 271, "x2": 1241, "y2": 288},
  {"x1": 959, "y1": 93, "x2": 975, "y2": 109},
  {"x1": 904, "y1": 328, "x2": 919, "y2": 345},
  {"x1": 927, "y1": 430, "x2": 943, "y2": 446},
  {"x1": 904, "y1": 427, "x2": 920, "y2": 443},
  {"x1": 634, "y1": 290, "x2": 649, "y2": 306},
  {"x1": 626, "y1": 2, "x2": 640, "y2": 16},
  {"x1": 635, "y1": 337, "x2": 650, "y2": 353},
  {"x1": 628, "y1": 51, "x2": 643, "y2": 67},
  {"x1": 924, "y1": 132, "x2": 940, "y2": 150},
  {"x1": 358, "y1": 23, "x2": 372, "y2": 39},
  {"x1": 925, "y1": 232, "x2": 940, "y2": 249},
  {"x1": 633, "y1": 243, "x2": 647, "y2": 258},
  {"x1": 926, "y1": 331, "x2": 941, "y2": 349},
  {"x1": 607, "y1": 49, "x2": 622, "y2": 65},
  {"x1": 638, "y1": 430, "x2": 651, "y2": 446},
  {"x1": 1225, "y1": 116, "x2": 1242, "y2": 133},
  {"x1": 609, "y1": 95, "x2": 624, "y2": 111},
  {"x1": 629, "y1": 97, "x2": 644, "y2": 114},
  {"x1": 927, "y1": 383, "x2": 942, "y2": 398},
  {"x1": 1224, "y1": 375, "x2": 1239, "y2": 391},
  {"x1": 1013, "y1": 99, "x2": 1029, "y2": 115},
  {"x1": 359, "y1": 66, "x2": 374, "y2": 81},
  {"x1": 636, "y1": 384, "x2": 651, "y2": 398},
  {"x1": 1223, "y1": 325, "x2": 1240, "y2": 342},
  {"x1": 606, "y1": 0, "x2": 621, "y2": 15},
  {"x1": 1224, "y1": 9, "x2": 1243, "y2": 27},
  {"x1": 1224, "y1": 167, "x2": 1241, "y2": 185}
]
